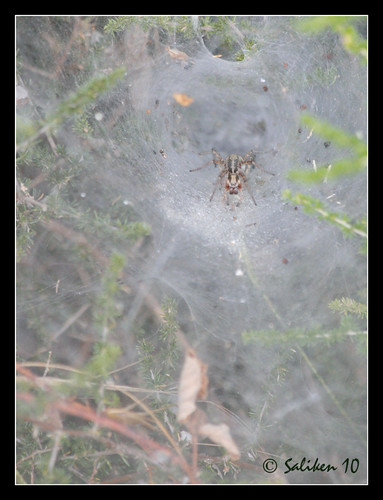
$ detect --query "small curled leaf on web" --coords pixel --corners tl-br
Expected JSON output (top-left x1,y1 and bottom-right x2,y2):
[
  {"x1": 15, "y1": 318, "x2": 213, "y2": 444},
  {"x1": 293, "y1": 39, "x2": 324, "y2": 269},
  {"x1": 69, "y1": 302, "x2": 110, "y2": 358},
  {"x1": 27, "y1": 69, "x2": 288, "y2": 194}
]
[
  {"x1": 177, "y1": 347, "x2": 240, "y2": 461},
  {"x1": 177, "y1": 348, "x2": 208, "y2": 423},
  {"x1": 173, "y1": 92, "x2": 194, "y2": 106},
  {"x1": 199, "y1": 423, "x2": 240, "y2": 461},
  {"x1": 166, "y1": 47, "x2": 189, "y2": 60}
]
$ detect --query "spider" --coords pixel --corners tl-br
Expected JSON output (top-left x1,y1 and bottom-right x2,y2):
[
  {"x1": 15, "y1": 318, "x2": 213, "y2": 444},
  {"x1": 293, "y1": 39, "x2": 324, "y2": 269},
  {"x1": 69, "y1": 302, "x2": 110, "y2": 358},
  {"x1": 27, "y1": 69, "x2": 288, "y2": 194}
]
[{"x1": 190, "y1": 148, "x2": 275, "y2": 206}]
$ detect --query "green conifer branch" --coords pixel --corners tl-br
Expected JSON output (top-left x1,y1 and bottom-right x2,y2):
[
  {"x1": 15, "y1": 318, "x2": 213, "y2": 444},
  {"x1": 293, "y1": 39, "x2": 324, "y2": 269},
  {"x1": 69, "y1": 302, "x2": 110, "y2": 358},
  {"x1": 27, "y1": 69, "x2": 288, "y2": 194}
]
[{"x1": 282, "y1": 190, "x2": 367, "y2": 240}]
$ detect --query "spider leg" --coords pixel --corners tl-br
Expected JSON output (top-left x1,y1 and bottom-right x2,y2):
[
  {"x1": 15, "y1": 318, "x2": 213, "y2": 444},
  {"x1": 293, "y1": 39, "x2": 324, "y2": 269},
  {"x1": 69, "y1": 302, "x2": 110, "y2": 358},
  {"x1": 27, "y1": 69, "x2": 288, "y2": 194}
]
[
  {"x1": 238, "y1": 170, "x2": 257, "y2": 206},
  {"x1": 242, "y1": 162, "x2": 251, "y2": 176},
  {"x1": 210, "y1": 170, "x2": 227, "y2": 202},
  {"x1": 191, "y1": 149, "x2": 225, "y2": 172},
  {"x1": 244, "y1": 159, "x2": 275, "y2": 176},
  {"x1": 211, "y1": 148, "x2": 224, "y2": 161},
  {"x1": 242, "y1": 151, "x2": 255, "y2": 162},
  {"x1": 242, "y1": 150, "x2": 275, "y2": 175},
  {"x1": 190, "y1": 159, "x2": 214, "y2": 172},
  {"x1": 211, "y1": 149, "x2": 226, "y2": 170},
  {"x1": 243, "y1": 148, "x2": 274, "y2": 159}
]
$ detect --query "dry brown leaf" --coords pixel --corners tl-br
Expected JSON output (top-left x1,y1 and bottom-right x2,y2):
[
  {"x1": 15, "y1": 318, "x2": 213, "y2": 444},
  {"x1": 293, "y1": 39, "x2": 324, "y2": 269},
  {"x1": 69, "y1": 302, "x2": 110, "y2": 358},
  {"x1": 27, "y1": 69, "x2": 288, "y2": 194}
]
[
  {"x1": 173, "y1": 93, "x2": 194, "y2": 107},
  {"x1": 199, "y1": 423, "x2": 240, "y2": 461},
  {"x1": 166, "y1": 47, "x2": 189, "y2": 60},
  {"x1": 177, "y1": 346, "x2": 240, "y2": 461},
  {"x1": 177, "y1": 348, "x2": 208, "y2": 424}
]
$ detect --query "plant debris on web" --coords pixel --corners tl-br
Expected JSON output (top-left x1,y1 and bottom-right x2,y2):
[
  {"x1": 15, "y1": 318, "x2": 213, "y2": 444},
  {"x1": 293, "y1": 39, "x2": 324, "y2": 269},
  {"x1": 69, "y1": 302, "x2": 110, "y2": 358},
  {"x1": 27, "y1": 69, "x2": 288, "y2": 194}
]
[{"x1": 177, "y1": 347, "x2": 240, "y2": 461}]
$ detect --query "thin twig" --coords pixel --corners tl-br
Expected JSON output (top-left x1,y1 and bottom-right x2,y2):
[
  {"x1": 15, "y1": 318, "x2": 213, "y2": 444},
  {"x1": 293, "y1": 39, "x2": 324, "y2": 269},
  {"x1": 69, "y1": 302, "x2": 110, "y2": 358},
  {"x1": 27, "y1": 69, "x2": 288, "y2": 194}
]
[
  {"x1": 121, "y1": 389, "x2": 192, "y2": 474},
  {"x1": 50, "y1": 303, "x2": 90, "y2": 341},
  {"x1": 48, "y1": 431, "x2": 62, "y2": 473},
  {"x1": 43, "y1": 351, "x2": 52, "y2": 377}
]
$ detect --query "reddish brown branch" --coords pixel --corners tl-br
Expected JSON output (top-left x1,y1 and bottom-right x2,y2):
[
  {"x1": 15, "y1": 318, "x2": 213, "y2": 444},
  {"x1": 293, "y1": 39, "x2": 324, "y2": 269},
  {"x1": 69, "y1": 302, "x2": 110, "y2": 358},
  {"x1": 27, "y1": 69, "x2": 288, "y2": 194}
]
[{"x1": 16, "y1": 372, "x2": 196, "y2": 482}]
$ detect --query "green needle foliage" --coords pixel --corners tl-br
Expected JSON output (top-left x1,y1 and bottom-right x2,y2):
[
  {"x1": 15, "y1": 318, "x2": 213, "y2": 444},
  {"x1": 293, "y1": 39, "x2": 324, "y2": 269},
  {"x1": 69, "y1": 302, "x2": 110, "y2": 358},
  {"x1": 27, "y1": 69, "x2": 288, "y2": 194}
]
[
  {"x1": 248, "y1": 16, "x2": 368, "y2": 452},
  {"x1": 53, "y1": 67, "x2": 126, "y2": 121},
  {"x1": 104, "y1": 15, "x2": 195, "y2": 37},
  {"x1": 328, "y1": 297, "x2": 367, "y2": 319},
  {"x1": 16, "y1": 16, "x2": 367, "y2": 484},
  {"x1": 282, "y1": 116, "x2": 367, "y2": 256},
  {"x1": 92, "y1": 252, "x2": 125, "y2": 342},
  {"x1": 104, "y1": 16, "x2": 257, "y2": 60},
  {"x1": 287, "y1": 113, "x2": 367, "y2": 184},
  {"x1": 16, "y1": 19, "x2": 162, "y2": 482},
  {"x1": 296, "y1": 16, "x2": 367, "y2": 64},
  {"x1": 136, "y1": 297, "x2": 180, "y2": 393},
  {"x1": 17, "y1": 66, "x2": 126, "y2": 151},
  {"x1": 283, "y1": 17, "x2": 367, "y2": 253},
  {"x1": 282, "y1": 190, "x2": 367, "y2": 243},
  {"x1": 242, "y1": 317, "x2": 366, "y2": 350}
]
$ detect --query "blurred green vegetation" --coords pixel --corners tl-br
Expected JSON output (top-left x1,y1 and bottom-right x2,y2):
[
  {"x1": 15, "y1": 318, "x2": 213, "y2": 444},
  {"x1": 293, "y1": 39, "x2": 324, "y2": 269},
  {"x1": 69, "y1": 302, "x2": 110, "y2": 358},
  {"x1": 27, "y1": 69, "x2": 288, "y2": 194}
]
[
  {"x1": 283, "y1": 17, "x2": 367, "y2": 250},
  {"x1": 242, "y1": 14, "x2": 367, "y2": 464},
  {"x1": 104, "y1": 15, "x2": 257, "y2": 60},
  {"x1": 16, "y1": 16, "x2": 165, "y2": 484},
  {"x1": 16, "y1": 16, "x2": 367, "y2": 484},
  {"x1": 296, "y1": 16, "x2": 367, "y2": 64},
  {"x1": 287, "y1": 114, "x2": 367, "y2": 184}
]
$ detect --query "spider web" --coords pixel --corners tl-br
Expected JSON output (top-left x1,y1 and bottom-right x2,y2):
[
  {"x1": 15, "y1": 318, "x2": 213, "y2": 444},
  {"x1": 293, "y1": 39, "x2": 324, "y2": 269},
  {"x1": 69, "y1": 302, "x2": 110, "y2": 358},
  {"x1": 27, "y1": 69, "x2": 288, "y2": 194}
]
[{"x1": 16, "y1": 16, "x2": 367, "y2": 483}]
